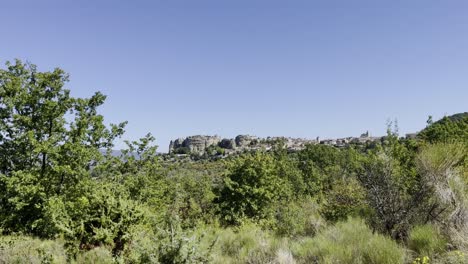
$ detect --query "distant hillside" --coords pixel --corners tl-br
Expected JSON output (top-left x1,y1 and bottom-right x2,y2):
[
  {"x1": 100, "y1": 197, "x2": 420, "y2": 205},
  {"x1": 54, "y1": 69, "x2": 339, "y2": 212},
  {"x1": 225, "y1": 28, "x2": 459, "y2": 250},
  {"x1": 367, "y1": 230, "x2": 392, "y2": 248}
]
[
  {"x1": 418, "y1": 112, "x2": 468, "y2": 143},
  {"x1": 438, "y1": 112, "x2": 468, "y2": 123}
]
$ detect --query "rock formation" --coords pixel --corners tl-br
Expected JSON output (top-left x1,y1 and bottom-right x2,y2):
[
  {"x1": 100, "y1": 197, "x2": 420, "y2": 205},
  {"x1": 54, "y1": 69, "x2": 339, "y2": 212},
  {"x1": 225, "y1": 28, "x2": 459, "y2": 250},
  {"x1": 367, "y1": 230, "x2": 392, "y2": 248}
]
[
  {"x1": 235, "y1": 135, "x2": 258, "y2": 148},
  {"x1": 168, "y1": 132, "x2": 410, "y2": 156},
  {"x1": 219, "y1": 138, "x2": 236, "y2": 149},
  {"x1": 169, "y1": 135, "x2": 221, "y2": 154}
]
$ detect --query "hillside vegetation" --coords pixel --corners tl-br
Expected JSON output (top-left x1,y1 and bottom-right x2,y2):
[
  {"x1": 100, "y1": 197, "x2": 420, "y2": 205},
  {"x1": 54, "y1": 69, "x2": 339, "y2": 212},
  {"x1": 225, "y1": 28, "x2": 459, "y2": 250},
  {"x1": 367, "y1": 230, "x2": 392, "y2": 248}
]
[{"x1": 1, "y1": 60, "x2": 467, "y2": 263}]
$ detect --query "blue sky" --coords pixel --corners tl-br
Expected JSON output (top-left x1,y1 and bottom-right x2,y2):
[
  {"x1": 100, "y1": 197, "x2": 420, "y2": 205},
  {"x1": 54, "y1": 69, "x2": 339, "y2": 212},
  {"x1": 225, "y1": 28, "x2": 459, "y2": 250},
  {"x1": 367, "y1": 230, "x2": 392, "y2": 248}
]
[{"x1": 2, "y1": 0, "x2": 467, "y2": 152}]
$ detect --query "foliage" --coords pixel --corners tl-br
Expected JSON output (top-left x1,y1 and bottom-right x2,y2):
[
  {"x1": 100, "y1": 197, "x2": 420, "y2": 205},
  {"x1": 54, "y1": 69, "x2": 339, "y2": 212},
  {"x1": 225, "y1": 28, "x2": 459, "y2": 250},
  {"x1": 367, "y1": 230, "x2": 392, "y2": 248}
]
[
  {"x1": 320, "y1": 178, "x2": 367, "y2": 222},
  {"x1": 74, "y1": 247, "x2": 114, "y2": 264},
  {"x1": 1, "y1": 60, "x2": 467, "y2": 262},
  {"x1": 43, "y1": 178, "x2": 143, "y2": 255},
  {"x1": 156, "y1": 216, "x2": 212, "y2": 264},
  {"x1": 434, "y1": 251, "x2": 468, "y2": 264},
  {"x1": 0, "y1": 60, "x2": 126, "y2": 237},
  {"x1": 205, "y1": 145, "x2": 225, "y2": 156},
  {"x1": 412, "y1": 256, "x2": 430, "y2": 264},
  {"x1": 207, "y1": 223, "x2": 279, "y2": 264},
  {"x1": 274, "y1": 198, "x2": 325, "y2": 237},
  {"x1": 416, "y1": 143, "x2": 468, "y2": 250},
  {"x1": 291, "y1": 218, "x2": 407, "y2": 264},
  {"x1": 408, "y1": 224, "x2": 446, "y2": 257},
  {"x1": 216, "y1": 152, "x2": 293, "y2": 225},
  {"x1": 173, "y1": 146, "x2": 191, "y2": 155},
  {"x1": 0, "y1": 236, "x2": 67, "y2": 264},
  {"x1": 297, "y1": 144, "x2": 364, "y2": 198},
  {"x1": 357, "y1": 129, "x2": 432, "y2": 240},
  {"x1": 418, "y1": 113, "x2": 468, "y2": 143}
]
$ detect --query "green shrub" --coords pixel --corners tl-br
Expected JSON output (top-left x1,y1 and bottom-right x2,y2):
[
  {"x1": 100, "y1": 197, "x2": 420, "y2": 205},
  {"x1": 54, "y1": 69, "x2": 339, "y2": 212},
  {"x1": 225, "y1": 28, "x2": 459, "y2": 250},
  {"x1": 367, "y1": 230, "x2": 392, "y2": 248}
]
[
  {"x1": 320, "y1": 178, "x2": 367, "y2": 222},
  {"x1": 43, "y1": 179, "x2": 143, "y2": 255},
  {"x1": 418, "y1": 113, "x2": 468, "y2": 144},
  {"x1": 274, "y1": 199, "x2": 325, "y2": 237},
  {"x1": 208, "y1": 223, "x2": 281, "y2": 264},
  {"x1": 0, "y1": 236, "x2": 67, "y2": 264},
  {"x1": 156, "y1": 216, "x2": 212, "y2": 264},
  {"x1": 408, "y1": 224, "x2": 446, "y2": 256},
  {"x1": 120, "y1": 225, "x2": 159, "y2": 263},
  {"x1": 291, "y1": 218, "x2": 407, "y2": 264},
  {"x1": 216, "y1": 152, "x2": 293, "y2": 225},
  {"x1": 174, "y1": 147, "x2": 191, "y2": 155}
]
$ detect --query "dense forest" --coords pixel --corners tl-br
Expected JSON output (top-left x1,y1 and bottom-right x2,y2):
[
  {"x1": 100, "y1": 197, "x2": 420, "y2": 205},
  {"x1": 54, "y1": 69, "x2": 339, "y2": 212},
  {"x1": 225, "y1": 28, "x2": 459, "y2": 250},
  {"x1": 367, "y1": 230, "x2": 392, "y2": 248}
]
[{"x1": 0, "y1": 60, "x2": 467, "y2": 263}]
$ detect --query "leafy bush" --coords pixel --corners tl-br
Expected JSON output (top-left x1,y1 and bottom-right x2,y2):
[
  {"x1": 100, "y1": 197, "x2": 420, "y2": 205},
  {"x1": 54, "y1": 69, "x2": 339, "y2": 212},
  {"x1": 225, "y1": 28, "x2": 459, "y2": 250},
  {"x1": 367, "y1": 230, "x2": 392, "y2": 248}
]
[
  {"x1": 173, "y1": 147, "x2": 191, "y2": 155},
  {"x1": 156, "y1": 215, "x2": 213, "y2": 264},
  {"x1": 320, "y1": 178, "x2": 367, "y2": 222},
  {"x1": 0, "y1": 60, "x2": 126, "y2": 238},
  {"x1": 358, "y1": 134, "x2": 432, "y2": 241},
  {"x1": 166, "y1": 173, "x2": 216, "y2": 228},
  {"x1": 43, "y1": 179, "x2": 143, "y2": 255},
  {"x1": 119, "y1": 225, "x2": 159, "y2": 263},
  {"x1": 418, "y1": 113, "x2": 468, "y2": 144},
  {"x1": 216, "y1": 152, "x2": 293, "y2": 225},
  {"x1": 297, "y1": 145, "x2": 365, "y2": 198}
]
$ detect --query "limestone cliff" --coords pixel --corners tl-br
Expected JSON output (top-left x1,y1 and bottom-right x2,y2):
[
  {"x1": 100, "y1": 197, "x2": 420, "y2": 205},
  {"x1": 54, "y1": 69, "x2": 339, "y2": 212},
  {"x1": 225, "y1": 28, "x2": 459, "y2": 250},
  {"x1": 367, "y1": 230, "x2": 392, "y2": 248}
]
[{"x1": 168, "y1": 132, "x2": 392, "y2": 156}]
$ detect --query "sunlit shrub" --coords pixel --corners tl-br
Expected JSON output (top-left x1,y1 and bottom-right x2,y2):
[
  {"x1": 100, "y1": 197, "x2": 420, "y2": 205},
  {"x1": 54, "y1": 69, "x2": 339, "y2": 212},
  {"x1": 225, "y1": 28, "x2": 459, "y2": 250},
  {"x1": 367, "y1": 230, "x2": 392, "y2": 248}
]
[
  {"x1": 119, "y1": 224, "x2": 158, "y2": 263},
  {"x1": 408, "y1": 224, "x2": 446, "y2": 257},
  {"x1": 320, "y1": 178, "x2": 367, "y2": 222},
  {"x1": 43, "y1": 179, "x2": 143, "y2": 255},
  {"x1": 0, "y1": 236, "x2": 67, "y2": 264},
  {"x1": 291, "y1": 218, "x2": 407, "y2": 264},
  {"x1": 207, "y1": 223, "x2": 288, "y2": 264},
  {"x1": 274, "y1": 199, "x2": 325, "y2": 237}
]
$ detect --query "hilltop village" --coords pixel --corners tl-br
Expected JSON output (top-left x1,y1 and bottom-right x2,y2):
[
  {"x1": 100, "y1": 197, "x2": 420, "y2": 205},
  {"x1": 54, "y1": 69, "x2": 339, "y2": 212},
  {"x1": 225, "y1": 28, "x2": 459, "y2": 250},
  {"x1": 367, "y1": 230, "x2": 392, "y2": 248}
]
[{"x1": 167, "y1": 132, "x2": 417, "y2": 159}]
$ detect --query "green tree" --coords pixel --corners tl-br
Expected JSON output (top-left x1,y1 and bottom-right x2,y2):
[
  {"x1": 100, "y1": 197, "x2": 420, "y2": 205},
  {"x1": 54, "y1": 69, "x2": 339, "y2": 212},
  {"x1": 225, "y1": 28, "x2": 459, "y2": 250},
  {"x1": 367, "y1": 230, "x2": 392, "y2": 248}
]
[
  {"x1": 0, "y1": 60, "x2": 126, "y2": 236},
  {"x1": 297, "y1": 144, "x2": 364, "y2": 198},
  {"x1": 216, "y1": 152, "x2": 292, "y2": 225},
  {"x1": 419, "y1": 113, "x2": 468, "y2": 144},
  {"x1": 320, "y1": 178, "x2": 367, "y2": 222},
  {"x1": 358, "y1": 130, "x2": 434, "y2": 240}
]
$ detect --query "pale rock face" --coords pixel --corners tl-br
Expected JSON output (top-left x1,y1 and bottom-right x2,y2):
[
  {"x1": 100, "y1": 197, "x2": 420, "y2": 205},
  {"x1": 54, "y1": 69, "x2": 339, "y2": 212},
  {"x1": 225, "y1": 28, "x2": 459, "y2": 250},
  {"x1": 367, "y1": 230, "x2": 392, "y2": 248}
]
[
  {"x1": 169, "y1": 135, "x2": 220, "y2": 154},
  {"x1": 235, "y1": 135, "x2": 258, "y2": 148},
  {"x1": 168, "y1": 131, "x2": 388, "y2": 155},
  {"x1": 168, "y1": 138, "x2": 184, "y2": 153},
  {"x1": 185, "y1": 135, "x2": 221, "y2": 154}
]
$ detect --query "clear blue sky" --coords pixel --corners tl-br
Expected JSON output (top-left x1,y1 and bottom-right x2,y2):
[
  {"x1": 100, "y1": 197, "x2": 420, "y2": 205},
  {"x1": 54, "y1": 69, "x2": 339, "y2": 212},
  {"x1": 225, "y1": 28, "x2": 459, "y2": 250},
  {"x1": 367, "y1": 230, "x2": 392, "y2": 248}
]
[{"x1": 2, "y1": 0, "x2": 467, "y2": 152}]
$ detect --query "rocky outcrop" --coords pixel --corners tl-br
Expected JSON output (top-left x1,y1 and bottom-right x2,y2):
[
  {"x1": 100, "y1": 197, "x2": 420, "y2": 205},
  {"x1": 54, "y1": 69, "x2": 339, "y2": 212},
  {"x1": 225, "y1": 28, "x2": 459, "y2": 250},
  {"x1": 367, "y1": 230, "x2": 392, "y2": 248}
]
[
  {"x1": 235, "y1": 135, "x2": 258, "y2": 148},
  {"x1": 168, "y1": 132, "x2": 398, "y2": 156},
  {"x1": 219, "y1": 138, "x2": 236, "y2": 149},
  {"x1": 169, "y1": 135, "x2": 221, "y2": 154},
  {"x1": 169, "y1": 134, "x2": 316, "y2": 155}
]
